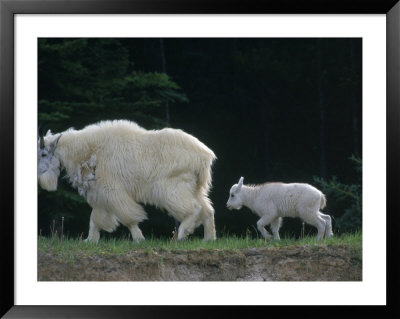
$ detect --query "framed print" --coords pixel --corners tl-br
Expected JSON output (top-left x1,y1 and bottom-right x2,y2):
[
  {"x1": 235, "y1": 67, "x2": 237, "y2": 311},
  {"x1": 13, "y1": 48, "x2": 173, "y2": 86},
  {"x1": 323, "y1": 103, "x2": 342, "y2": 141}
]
[{"x1": 1, "y1": 0, "x2": 399, "y2": 318}]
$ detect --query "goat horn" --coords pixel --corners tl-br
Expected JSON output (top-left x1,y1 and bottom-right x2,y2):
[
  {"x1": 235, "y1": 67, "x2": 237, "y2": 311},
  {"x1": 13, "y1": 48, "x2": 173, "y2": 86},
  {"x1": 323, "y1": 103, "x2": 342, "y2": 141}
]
[
  {"x1": 38, "y1": 123, "x2": 47, "y2": 149},
  {"x1": 39, "y1": 136, "x2": 45, "y2": 149}
]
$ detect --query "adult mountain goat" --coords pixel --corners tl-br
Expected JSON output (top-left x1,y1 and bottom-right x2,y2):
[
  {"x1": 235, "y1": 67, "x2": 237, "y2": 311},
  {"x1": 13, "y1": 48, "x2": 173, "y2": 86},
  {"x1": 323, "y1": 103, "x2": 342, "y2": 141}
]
[
  {"x1": 38, "y1": 120, "x2": 217, "y2": 242},
  {"x1": 226, "y1": 177, "x2": 333, "y2": 241}
]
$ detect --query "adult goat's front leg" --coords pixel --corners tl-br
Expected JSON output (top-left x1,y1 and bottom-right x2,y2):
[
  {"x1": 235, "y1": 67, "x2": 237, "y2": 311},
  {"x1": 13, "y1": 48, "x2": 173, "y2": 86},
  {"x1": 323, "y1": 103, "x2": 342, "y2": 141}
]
[
  {"x1": 85, "y1": 213, "x2": 100, "y2": 243},
  {"x1": 129, "y1": 223, "x2": 145, "y2": 242},
  {"x1": 108, "y1": 191, "x2": 147, "y2": 242}
]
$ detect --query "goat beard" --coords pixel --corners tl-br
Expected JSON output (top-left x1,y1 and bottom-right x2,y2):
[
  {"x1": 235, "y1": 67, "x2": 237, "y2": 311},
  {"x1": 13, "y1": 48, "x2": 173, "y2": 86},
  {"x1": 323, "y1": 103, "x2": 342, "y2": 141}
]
[{"x1": 38, "y1": 169, "x2": 59, "y2": 191}]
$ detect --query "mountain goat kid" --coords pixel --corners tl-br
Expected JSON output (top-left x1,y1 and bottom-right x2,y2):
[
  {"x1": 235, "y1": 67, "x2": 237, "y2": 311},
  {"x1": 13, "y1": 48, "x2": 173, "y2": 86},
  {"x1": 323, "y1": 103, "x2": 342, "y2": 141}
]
[
  {"x1": 226, "y1": 177, "x2": 333, "y2": 241},
  {"x1": 38, "y1": 120, "x2": 217, "y2": 242}
]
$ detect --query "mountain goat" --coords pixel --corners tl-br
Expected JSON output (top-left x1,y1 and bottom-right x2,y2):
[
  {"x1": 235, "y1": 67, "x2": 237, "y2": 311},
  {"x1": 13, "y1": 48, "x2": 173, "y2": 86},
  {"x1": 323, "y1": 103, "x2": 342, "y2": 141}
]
[
  {"x1": 38, "y1": 120, "x2": 217, "y2": 242},
  {"x1": 226, "y1": 177, "x2": 333, "y2": 241}
]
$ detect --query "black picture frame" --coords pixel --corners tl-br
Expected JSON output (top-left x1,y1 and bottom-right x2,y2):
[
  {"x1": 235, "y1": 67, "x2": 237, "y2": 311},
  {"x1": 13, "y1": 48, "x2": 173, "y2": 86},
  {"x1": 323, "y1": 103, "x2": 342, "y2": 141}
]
[{"x1": 1, "y1": 0, "x2": 399, "y2": 318}]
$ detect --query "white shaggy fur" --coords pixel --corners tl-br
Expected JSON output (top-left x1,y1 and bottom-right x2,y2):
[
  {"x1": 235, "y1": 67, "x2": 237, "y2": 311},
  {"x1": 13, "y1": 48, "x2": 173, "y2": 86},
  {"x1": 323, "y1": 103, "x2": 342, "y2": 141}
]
[
  {"x1": 226, "y1": 177, "x2": 333, "y2": 241},
  {"x1": 38, "y1": 120, "x2": 217, "y2": 242},
  {"x1": 72, "y1": 154, "x2": 97, "y2": 197}
]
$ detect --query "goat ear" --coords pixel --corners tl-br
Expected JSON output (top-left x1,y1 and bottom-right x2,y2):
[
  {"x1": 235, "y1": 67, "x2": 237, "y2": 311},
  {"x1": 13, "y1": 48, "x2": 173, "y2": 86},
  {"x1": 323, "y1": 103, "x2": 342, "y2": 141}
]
[
  {"x1": 237, "y1": 176, "x2": 244, "y2": 190},
  {"x1": 45, "y1": 129, "x2": 52, "y2": 137},
  {"x1": 49, "y1": 134, "x2": 62, "y2": 153}
]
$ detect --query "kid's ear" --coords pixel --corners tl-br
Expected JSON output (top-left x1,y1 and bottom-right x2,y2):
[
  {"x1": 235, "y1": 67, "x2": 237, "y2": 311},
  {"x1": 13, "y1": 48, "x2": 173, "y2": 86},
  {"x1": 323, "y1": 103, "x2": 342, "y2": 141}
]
[{"x1": 237, "y1": 176, "x2": 244, "y2": 190}]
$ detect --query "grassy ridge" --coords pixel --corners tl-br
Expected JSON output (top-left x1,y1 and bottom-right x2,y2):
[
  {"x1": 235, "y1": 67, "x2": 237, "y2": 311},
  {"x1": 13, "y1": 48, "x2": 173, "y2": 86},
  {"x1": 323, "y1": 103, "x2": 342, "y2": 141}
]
[{"x1": 38, "y1": 232, "x2": 362, "y2": 260}]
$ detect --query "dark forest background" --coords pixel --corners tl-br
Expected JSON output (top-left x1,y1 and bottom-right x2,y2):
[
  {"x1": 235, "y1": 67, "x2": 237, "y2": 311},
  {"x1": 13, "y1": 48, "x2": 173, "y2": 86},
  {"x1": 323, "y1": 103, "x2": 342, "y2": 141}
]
[{"x1": 38, "y1": 38, "x2": 362, "y2": 240}]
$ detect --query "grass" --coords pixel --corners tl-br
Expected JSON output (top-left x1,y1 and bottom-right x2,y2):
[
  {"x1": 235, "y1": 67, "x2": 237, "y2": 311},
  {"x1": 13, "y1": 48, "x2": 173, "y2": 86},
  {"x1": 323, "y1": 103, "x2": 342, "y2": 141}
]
[{"x1": 38, "y1": 231, "x2": 362, "y2": 260}]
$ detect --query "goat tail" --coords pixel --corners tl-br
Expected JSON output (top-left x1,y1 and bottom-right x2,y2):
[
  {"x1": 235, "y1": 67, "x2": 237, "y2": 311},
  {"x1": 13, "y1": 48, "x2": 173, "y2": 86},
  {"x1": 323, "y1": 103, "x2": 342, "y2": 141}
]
[
  {"x1": 196, "y1": 154, "x2": 216, "y2": 196},
  {"x1": 320, "y1": 193, "x2": 327, "y2": 210}
]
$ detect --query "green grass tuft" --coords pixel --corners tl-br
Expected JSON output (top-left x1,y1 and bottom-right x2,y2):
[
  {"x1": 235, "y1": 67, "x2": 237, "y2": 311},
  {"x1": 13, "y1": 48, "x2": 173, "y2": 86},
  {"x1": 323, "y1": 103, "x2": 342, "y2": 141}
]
[{"x1": 38, "y1": 231, "x2": 362, "y2": 261}]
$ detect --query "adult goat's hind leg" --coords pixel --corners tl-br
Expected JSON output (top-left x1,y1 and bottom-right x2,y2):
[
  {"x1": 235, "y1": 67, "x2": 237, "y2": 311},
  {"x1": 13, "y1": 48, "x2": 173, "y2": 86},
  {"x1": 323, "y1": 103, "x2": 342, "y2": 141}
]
[
  {"x1": 199, "y1": 196, "x2": 216, "y2": 240},
  {"x1": 177, "y1": 205, "x2": 202, "y2": 240},
  {"x1": 202, "y1": 216, "x2": 216, "y2": 241},
  {"x1": 163, "y1": 178, "x2": 203, "y2": 240}
]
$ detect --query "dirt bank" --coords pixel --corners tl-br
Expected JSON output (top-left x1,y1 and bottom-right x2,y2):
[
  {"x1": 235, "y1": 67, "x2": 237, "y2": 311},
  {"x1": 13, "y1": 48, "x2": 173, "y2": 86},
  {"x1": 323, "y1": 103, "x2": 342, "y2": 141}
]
[{"x1": 38, "y1": 245, "x2": 361, "y2": 281}]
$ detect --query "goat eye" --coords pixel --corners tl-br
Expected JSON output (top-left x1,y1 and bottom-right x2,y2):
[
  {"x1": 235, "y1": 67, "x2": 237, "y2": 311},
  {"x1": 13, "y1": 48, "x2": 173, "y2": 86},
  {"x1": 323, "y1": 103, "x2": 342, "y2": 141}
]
[
  {"x1": 41, "y1": 153, "x2": 47, "y2": 157},
  {"x1": 231, "y1": 194, "x2": 235, "y2": 198}
]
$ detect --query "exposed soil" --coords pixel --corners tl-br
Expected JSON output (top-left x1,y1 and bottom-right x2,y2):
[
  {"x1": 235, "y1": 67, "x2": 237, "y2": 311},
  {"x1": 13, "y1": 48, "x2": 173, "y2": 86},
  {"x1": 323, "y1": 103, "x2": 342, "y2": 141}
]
[{"x1": 38, "y1": 245, "x2": 361, "y2": 281}]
